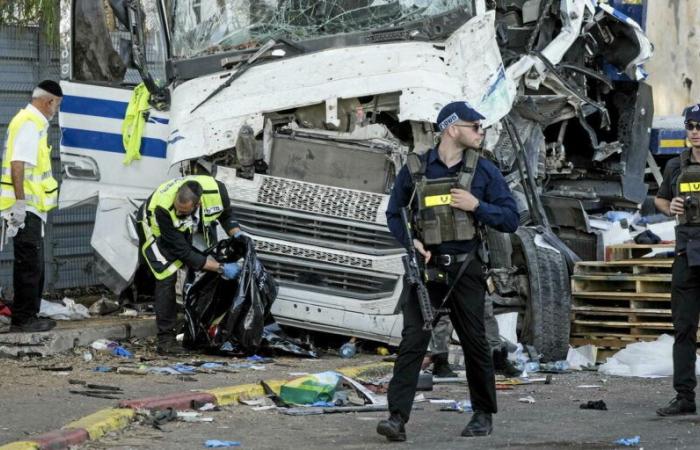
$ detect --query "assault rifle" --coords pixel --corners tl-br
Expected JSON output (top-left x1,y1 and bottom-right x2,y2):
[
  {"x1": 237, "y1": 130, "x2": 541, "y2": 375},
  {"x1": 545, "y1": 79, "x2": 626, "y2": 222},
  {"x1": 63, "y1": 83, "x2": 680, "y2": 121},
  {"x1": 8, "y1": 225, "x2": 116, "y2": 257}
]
[{"x1": 400, "y1": 207, "x2": 437, "y2": 331}]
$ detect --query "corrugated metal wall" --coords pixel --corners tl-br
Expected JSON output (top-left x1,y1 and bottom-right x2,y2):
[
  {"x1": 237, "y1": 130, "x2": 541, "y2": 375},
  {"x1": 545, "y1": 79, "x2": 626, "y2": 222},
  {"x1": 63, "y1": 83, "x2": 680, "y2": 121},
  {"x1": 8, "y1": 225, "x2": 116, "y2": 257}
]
[{"x1": 0, "y1": 24, "x2": 99, "y2": 291}]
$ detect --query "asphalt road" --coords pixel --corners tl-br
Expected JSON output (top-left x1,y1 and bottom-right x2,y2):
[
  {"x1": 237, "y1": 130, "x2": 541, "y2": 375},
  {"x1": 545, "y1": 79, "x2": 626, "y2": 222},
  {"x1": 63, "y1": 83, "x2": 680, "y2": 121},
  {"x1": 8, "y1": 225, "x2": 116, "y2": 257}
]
[
  {"x1": 0, "y1": 339, "x2": 380, "y2": 446},
  {"x1": 80, "y1": 371, "x2": 700, "y2": 449}
]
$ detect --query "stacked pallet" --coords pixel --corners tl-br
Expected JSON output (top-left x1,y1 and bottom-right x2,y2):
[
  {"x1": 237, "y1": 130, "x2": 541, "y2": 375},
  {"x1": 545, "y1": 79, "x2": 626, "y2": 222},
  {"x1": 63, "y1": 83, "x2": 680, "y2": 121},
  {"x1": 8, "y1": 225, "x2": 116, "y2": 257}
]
[{"x1": 570, "y1": 243, "x2": 675, "y2": 361}]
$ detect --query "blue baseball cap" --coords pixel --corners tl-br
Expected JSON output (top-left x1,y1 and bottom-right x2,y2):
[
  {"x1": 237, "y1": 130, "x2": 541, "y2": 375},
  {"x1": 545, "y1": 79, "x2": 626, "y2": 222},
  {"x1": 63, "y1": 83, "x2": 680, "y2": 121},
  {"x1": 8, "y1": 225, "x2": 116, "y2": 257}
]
[
  {"x1": 436, "y1": 101, "x2": 485, "y2": 131},
  {"x1": 684, "y1": 104, "x2": 700, "y2": 122}
]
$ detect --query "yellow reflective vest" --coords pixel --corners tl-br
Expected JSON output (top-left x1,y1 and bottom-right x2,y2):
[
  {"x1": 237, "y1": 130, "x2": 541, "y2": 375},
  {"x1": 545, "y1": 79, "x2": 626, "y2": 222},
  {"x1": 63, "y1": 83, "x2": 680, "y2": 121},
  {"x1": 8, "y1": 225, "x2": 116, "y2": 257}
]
[
  {"x1": 0, "y1": 107, "x2": 58, "y2": 212},
  {"x1": 141, "y1": 175, "x2": 224, "y2": 280},
  {"x1": 122, "y1": 83, "x2": 151, "y2": 165}
]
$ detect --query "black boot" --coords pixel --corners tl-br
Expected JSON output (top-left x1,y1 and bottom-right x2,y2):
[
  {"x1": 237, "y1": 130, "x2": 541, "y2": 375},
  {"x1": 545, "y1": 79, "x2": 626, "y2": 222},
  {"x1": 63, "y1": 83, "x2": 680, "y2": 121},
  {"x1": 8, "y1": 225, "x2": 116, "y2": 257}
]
[
  {"x1": 432, "y1": 353, "x2": 457, "y2": 378},
  {"x1": 656, "y1": 398, "x2": 696, "y2": 416},
  {"x1": 461, "y1": 411, "x2": 493, "y2": 437},
  {"x1": 156, "y1": 334, "x2": 189, "y2": 356},
  {"x1": 10, "y1": 317, "x2": 56, "y2": 333},
  {"x1": 377, "y1": 413, "x2": 406, "y2": 442},
  {"x1": 492, "y1": 347, "x2": 521, "y2": 377}
]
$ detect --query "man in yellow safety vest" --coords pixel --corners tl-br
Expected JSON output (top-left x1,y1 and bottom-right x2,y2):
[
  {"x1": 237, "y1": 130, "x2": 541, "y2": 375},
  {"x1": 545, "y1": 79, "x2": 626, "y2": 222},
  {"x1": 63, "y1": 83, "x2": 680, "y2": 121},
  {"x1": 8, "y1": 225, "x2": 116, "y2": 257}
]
[
  {"x1": 1, "y1": 80, "x2": 62, "y2": 333},
  {"x1": 137, "y1": 175, "x2": 242, "y2": 355}
]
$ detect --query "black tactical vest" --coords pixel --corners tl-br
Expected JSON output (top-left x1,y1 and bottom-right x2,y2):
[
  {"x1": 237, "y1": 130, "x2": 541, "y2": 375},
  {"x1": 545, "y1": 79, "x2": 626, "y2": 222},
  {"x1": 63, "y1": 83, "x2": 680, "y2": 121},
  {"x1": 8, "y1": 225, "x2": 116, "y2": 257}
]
[
  {"x1": 406, "y1": 149, "x2": 480, "y2": 246},
  {"x1": 677, "y1": 149, "x2": 700, "y2": 225}
]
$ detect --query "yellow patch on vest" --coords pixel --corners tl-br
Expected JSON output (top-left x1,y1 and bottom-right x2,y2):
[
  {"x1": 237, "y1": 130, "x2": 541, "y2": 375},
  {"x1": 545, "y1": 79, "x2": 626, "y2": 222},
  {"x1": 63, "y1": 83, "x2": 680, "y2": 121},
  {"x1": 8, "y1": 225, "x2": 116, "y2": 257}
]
[
  {"x1": 680, "y1": 182, "x2": 700, "y2": 193},
  {"x1": 424, "y1": 194, "x2": 452, "y2": 207}
]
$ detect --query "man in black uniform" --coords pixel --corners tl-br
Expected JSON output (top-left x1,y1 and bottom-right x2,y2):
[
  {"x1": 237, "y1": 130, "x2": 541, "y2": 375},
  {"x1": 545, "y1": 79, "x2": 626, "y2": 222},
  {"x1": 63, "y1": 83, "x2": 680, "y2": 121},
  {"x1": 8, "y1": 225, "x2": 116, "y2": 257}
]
[
  {"x1": 376, "y1": 102, "x2": 519, "y2": 440},
  {"x1": 656, "y1": 104, "x2": 700, "y2": 416}
]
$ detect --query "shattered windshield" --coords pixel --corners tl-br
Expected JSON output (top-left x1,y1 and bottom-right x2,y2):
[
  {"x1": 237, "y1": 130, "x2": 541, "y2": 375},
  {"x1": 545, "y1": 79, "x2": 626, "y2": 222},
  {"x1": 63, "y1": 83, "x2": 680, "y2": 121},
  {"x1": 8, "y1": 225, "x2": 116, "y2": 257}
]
[{"x1": 171, "y1": 0, "x2": 476, "y2": 59}]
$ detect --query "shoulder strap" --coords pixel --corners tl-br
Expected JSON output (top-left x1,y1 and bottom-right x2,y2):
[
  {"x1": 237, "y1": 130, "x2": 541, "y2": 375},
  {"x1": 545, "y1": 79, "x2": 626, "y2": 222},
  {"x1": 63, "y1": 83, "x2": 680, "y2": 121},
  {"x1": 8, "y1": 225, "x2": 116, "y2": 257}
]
[
  {"x1": 457, "y1": 149, "x2": 480, "y2": 191},
  {"x1": 680, "y1": 149, "x2": 693, "y2": 168},
  {"x1": 405, "y1": 152, "x2": 426, "y2": 183}
]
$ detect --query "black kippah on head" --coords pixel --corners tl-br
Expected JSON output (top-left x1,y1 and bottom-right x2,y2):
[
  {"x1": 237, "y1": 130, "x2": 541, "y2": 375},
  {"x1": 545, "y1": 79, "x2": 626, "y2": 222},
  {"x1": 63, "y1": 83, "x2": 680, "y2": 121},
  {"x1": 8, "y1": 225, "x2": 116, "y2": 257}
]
[{"x1": 37, "y1": 80, "x2": 63, "y2": 97}]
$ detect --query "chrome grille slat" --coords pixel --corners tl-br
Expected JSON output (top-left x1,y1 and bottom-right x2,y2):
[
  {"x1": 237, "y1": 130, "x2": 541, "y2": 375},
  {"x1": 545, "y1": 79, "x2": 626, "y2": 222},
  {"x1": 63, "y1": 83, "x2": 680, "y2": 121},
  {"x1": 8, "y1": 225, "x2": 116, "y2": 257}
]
[
  {"x1": 238, "y1": 204, "x2": 401, "y2": 256},
  {"x1": 257, "y1": 177, "x2": 384, "y2": 223},
  {"x1": 258, "y1": 254, "x2": 398, "y2": 300},
  {"x1": 255, "y1": 241, "x2": 372, "y2": 269}
]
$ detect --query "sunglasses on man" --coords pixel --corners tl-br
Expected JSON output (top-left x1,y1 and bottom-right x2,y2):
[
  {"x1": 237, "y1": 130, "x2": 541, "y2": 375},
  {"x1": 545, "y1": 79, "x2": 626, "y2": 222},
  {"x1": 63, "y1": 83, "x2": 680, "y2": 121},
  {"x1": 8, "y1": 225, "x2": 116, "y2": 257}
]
[
  {"x1": 453, "y1": 123, "x2": 482, "y2": 132},
  {"x1": 685, "y1": 121, "x2": 700, "y2": 131}
]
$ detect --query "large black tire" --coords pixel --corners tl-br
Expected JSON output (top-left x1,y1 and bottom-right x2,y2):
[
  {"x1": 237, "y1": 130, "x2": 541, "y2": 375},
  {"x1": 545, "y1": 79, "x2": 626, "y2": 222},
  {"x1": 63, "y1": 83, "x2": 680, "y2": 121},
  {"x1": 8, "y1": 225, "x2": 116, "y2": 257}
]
[{"x1": 513, "y1": 227, "x2": 571, "y2": 361}]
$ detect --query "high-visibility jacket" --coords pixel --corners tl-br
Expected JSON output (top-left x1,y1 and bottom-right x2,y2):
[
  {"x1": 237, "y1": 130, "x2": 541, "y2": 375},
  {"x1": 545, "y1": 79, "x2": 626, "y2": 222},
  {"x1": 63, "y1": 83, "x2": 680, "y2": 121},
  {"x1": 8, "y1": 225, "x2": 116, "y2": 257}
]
[
  {"x1": 122, "y1": 82, "x2": 151, "y2": 165},
  {"x1": 0, "y1": 107, "x2": 58, "y2": 212},
  {"x1": 140, "y1": 175, "x2": 224, "y2": 280}
]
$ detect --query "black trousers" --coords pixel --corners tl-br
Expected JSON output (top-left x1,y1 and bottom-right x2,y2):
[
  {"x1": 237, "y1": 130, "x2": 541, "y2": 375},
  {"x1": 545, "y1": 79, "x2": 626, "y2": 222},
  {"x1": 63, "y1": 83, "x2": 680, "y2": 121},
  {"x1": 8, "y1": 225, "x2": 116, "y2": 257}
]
[
  {"x1": 11, "y1": 214, "x2": 45, "y2": 324},
  {"x1": 387, "y1": 258, "x2": 497, "y2": 422},
  {"x1": 672, "y1": 254, "x2": 700, "y2": 401},
  {"x1": 154, "y1": 275, "x2": 178, "y2": 339},
  {"x1": 135, "y1": 218, "x2": 179, "y2": 340}
]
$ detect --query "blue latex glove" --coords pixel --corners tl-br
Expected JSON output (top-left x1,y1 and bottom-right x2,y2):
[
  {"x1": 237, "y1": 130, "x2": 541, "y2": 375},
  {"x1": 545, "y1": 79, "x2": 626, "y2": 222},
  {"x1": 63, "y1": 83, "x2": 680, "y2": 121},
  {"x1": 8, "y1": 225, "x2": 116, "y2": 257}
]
[
  {"x1": 221, "y1": 263, "x2": 241, "y2": 280},
  {"x1": 234, "y1": 230, "x2": 243, "y2": 238}
]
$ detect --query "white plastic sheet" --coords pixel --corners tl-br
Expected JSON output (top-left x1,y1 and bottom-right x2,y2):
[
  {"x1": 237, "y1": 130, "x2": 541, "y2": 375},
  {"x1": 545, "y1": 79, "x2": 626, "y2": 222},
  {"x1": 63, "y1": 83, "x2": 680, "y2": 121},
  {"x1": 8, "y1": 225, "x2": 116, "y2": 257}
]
[
  {"x1": 38, "y1": 298, "x2": 90, "y2": 321},
  {"x1": 566, "y1": 345, "x2": 597, "y2": 370},
  {"x1": 598, "y1": 334, "x2": 700, "y2": 378}
]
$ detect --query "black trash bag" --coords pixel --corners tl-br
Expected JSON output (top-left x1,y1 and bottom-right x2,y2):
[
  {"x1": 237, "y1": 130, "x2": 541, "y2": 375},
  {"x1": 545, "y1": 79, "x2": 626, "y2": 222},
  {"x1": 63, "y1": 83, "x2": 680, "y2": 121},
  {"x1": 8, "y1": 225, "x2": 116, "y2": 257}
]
[
  {"x1": 634, "y1": 229, "x2": 661, "y2": 245},
  {"x1": 183, "y1": 235, "x2": 278, "y2": 354}
]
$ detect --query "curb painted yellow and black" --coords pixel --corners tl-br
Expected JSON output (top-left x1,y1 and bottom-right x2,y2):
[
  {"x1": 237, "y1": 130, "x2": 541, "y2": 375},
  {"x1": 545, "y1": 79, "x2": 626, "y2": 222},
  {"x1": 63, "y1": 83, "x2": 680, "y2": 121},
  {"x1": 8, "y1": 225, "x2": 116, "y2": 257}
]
[{"x1": 0, "y1": 362, "x2": 393, "y2": 450}]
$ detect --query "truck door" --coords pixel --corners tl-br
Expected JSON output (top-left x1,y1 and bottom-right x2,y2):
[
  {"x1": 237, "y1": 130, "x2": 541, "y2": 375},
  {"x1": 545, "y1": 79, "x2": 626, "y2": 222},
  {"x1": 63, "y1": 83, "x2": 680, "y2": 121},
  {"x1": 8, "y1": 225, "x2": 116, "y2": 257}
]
[
  {"x1": 59, "y1": 0, "x2": 172, "y2": 206},
  {"x1": 58, "y1": 0, "x2": 172, "y2": 292}
]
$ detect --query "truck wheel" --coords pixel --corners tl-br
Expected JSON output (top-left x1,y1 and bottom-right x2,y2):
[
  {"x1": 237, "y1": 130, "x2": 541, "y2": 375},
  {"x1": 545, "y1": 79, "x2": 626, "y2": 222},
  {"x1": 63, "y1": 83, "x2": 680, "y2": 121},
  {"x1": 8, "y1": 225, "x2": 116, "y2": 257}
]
[{"x1": 512, "y1": 227, "x2": 571, "y2": 361}]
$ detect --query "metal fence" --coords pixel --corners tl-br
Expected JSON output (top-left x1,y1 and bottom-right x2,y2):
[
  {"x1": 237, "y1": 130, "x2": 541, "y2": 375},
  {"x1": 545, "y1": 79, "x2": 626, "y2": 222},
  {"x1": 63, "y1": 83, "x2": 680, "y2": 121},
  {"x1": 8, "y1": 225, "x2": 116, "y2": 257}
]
[{"x1": 0, "y1": 24, "x2": 99, "y2": 292}]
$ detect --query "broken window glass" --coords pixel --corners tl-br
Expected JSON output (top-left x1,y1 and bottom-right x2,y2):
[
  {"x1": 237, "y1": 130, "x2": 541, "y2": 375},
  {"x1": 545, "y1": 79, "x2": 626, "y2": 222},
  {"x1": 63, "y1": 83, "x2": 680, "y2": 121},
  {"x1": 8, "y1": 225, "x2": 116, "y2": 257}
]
[
  {"x1": 72, "y1": 0, "x2": 166, "y2": 84},
  {"x1": 171, "y1": 0, "x2": 476, "y2": 59}
]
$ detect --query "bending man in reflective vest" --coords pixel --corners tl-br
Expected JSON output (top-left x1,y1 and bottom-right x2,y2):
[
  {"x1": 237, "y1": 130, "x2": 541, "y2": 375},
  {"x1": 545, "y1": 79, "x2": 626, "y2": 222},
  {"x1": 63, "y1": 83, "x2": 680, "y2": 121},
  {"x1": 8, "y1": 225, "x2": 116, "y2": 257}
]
[
  {"x1": 137, "y1": 175, "x2": 241, "y2": 355},
  {"x1": 1, "y1": 80, "x2": 62, "y2": 333}
]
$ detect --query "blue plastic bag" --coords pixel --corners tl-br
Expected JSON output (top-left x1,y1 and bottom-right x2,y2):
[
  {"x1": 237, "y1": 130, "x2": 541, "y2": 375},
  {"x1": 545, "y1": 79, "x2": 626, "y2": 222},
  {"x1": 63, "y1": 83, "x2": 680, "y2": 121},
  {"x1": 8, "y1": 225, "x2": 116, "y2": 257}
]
[
  {"x1": 111, "y1": 346, "x2": 133, "y2": 358},
  {"x1": 614, "y1": 436, "x2": 640, "y2": 446},
  {"x1": 204, "y1": 440, "x2": 241, "y2": 448}
]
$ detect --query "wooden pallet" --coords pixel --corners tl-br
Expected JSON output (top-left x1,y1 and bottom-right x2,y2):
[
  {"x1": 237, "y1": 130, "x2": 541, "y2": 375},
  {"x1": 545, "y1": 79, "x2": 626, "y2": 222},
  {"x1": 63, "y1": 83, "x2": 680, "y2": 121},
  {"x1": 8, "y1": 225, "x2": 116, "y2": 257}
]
[
  {"x1": 604, "y1": 243, "x2": 674, "y2": 262},
  {"x1": 570, "y1": 245, "x2": 676, "y2": 359}
]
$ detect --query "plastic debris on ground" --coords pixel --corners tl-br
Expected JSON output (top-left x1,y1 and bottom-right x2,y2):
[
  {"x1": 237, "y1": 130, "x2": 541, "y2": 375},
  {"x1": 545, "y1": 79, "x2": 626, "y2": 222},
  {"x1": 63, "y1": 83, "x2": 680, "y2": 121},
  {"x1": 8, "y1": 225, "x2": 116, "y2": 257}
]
[
  {"x1": 39, "y1": 298, "x2": 90, "y2": 320},
  {"x1": 439, "y1": 399, "x2": 473, "y2": 413},
  {"x1": 253, "y1": 371, "x2": 390, "y2": 415},
  {"x1": 279, "y1": 371, "x2": 341, "y2": 405},
  {"x1": 566, "y1": 345, "x2": 597, "y2": 370},
  {"x1": 119, "y1": 308, "x2": 139, "y2": 317},
  {"x1": 111, "y1": 346, "x2": 133, "y2": 358},
  {"x1": 91, "y1": 339, "x2": 118, "y2": 352},
  {"x1": 177, "y1": 411, "x2": 214, "y2": 422},
  {"x1": 614, "y1": 436, "x2": 640, "y2": 446},
  {"x1": 518, "y1": 395, "x2": 536, "y2": 404},
  {"x1": 599, "y1": 334, "x2": 700, "y2": 378},
  {"x1": 580, "y1": 400, "x2": 607, "y2": 410},
  {"x1": 204, "y1": 440, "x2": 241, "y2": 448}
]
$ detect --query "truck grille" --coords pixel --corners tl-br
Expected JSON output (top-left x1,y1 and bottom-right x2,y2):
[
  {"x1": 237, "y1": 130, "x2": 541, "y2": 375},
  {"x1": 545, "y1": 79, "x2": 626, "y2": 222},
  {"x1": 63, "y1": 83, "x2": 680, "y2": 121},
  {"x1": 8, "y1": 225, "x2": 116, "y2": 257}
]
[
  {"x1": 258, "y1": 254, "x2": 398, "y2": 300},
  {"x1": 236, "y1": 203, "x2": 402, "y2": 256},
  {"x1": 255, "y1": 240, "x2": 372, "y2": 268},
  {"x1": 257, "y1": 177, "x2": 385, "y2": 223}
]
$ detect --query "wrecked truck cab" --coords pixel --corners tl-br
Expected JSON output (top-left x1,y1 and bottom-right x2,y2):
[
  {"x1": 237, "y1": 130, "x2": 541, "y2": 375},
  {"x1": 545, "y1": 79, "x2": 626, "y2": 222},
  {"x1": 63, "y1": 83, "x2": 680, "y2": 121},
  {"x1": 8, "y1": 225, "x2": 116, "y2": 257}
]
[{"x1": 58, "y1": 0, "x2": 652, "y2": 360}]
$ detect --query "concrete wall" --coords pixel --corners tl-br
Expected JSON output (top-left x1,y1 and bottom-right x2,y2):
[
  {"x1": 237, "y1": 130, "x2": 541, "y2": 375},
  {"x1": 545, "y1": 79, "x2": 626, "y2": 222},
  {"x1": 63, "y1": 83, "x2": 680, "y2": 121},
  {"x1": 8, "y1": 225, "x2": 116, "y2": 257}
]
[{"x1": 645, "y1": 0, "x2": 700, "y2": 116}]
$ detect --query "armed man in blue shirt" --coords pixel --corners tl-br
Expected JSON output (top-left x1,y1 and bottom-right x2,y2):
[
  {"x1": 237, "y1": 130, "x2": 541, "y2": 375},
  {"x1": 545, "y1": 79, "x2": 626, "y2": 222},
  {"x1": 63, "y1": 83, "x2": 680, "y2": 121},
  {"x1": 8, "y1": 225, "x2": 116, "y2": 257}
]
[{"x1": 377, "y1": 102, "x2": 519, "y2": 441}]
